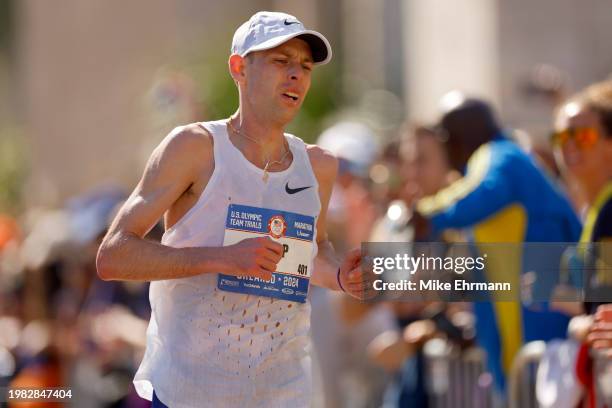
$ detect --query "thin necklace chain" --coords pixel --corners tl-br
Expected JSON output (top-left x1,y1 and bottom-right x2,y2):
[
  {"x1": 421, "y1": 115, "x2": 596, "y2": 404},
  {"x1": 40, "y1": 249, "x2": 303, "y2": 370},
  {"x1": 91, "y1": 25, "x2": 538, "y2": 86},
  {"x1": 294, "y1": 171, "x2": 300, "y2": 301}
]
[{"x1": 227, "y1": 118, "x2": 291, "y2": 181}]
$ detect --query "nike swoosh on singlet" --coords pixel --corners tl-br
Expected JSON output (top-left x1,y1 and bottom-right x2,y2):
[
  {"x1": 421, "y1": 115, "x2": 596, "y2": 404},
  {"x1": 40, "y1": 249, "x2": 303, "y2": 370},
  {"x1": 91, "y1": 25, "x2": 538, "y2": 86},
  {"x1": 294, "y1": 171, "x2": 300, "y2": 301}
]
[{"x1": 285, "y1": 182, "x2": 312, "y2": 194}]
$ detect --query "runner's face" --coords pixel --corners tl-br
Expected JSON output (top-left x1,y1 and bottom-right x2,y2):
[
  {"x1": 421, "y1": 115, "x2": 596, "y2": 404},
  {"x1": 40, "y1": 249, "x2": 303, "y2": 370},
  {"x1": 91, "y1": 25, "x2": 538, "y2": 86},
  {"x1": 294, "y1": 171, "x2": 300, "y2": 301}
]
[{"x1": 243, "y1": 38, "x2": 313, "y2": 124}]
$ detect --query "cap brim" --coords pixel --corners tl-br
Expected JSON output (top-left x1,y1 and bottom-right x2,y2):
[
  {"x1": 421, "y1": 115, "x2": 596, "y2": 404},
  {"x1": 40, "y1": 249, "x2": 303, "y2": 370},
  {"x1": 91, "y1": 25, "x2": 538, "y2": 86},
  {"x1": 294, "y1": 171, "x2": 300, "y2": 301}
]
[{"x1": 241, "y1": 30, "x2": 332, "y2": 65}]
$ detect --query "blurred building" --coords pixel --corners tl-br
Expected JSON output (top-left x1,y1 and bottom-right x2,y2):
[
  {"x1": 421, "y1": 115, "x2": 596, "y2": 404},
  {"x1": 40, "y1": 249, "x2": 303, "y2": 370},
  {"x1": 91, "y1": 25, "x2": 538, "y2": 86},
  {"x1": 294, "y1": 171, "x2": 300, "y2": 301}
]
[
  {"x1": 8, "y1": 0, "x2": 612, "y2": 206},
  {"x1": 402, "y1": 0, "x2": 612, "y2": 139},
  {"x1": 16, "y1": 0, "x2": 178, "y2": 206}
]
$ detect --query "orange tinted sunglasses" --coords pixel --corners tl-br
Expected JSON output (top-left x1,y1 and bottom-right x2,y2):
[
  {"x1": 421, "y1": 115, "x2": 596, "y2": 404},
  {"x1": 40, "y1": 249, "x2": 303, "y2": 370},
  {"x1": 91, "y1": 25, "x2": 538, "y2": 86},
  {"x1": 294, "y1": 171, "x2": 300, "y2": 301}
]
[{"x1": 550, "y1": 127, "x2": 599, "y2": 149}]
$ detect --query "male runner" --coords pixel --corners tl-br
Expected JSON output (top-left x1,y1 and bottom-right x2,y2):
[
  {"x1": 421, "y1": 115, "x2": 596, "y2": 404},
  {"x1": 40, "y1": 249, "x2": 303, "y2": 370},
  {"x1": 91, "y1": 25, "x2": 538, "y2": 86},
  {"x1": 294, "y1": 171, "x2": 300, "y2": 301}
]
[{"x1": 96, "y1": 11, "x2": 372, "y2": 408}]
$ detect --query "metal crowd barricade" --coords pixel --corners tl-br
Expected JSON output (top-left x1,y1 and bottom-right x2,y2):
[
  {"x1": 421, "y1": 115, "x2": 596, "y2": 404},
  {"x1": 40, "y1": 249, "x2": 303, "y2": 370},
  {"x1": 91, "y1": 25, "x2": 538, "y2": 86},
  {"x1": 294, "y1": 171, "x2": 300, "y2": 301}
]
[
  {"x1": 423, "y1": 339, "x2": 501, "y2": 408},
  {"x1": 420, "y1": 337, "x2": 609, "y2": 407},
  {"x1": 509, "y1": 340, "x2": 612, "y2": 407},
  {"x1": 508, "y1": 340, "x2": 545, "y2": 408}
]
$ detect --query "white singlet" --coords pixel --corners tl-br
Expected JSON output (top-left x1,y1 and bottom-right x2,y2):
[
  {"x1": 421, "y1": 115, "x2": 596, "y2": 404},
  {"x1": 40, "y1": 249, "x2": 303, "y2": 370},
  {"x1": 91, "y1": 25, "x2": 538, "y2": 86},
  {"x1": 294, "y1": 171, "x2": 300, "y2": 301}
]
[{"x1": 134, "y1": 119, "x2": 321, "y2": 408}]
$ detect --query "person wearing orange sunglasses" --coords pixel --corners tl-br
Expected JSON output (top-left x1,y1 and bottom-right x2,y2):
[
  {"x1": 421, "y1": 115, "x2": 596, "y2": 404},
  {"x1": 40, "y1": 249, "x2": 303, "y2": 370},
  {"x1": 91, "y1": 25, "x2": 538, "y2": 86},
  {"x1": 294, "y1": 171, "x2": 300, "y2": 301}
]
[
  {"x1": 553, "y1": 81, "x2": 612, "y2": 212},
  {"x1": 554, "y1": 80, "x2": 612, "y2": 408}
]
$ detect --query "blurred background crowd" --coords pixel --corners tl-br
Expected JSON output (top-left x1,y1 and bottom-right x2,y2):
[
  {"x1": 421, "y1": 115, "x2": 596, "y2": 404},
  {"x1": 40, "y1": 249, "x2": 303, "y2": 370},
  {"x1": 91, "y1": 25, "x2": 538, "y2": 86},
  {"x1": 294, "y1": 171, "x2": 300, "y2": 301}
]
[{"x1": 0, "y1": 1, "x2": 611, "y2": 407}]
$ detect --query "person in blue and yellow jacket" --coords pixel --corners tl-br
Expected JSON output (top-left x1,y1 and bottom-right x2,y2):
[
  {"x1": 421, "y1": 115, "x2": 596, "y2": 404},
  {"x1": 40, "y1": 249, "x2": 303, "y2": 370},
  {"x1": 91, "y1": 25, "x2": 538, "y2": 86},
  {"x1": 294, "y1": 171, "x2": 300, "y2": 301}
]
[{"x1": 415, "y1": 94, "x2": 582, "y2": 392}]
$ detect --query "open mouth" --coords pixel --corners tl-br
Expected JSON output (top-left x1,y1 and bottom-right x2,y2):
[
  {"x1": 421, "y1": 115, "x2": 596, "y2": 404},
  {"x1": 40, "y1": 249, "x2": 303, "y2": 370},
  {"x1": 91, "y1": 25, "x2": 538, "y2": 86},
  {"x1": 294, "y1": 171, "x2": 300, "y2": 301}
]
[{"x1": 282, "y1": 92, "x2": 299, "y2": 102}]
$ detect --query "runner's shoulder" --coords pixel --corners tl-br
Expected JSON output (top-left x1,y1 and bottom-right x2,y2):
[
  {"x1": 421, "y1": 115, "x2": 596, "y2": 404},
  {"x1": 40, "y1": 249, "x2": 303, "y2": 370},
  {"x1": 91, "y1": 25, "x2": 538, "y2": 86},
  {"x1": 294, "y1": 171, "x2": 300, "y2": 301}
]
[
  {"x1": 306, "y1": 144, "x2": 338, "y2": 183},
  {"x1": 157, "y1": 122, "x2": 213, "y2": 164},
  {"x1": 164, "y1": 122, "x2": 212, "y2": 153}
]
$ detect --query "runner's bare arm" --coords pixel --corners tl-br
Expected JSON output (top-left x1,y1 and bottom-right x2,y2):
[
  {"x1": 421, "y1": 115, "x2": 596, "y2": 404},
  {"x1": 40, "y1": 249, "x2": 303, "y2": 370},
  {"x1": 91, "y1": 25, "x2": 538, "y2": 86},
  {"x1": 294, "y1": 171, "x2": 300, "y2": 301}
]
[
  {"x1": 308, "y1": 146, "x2": 341, "y2": 290},
  {"x1": 308, "y1": 146, "x2": 370, "y2": 299},
  {"x1": 96, "y1": 124, "x2": 282, "y2": 282}
]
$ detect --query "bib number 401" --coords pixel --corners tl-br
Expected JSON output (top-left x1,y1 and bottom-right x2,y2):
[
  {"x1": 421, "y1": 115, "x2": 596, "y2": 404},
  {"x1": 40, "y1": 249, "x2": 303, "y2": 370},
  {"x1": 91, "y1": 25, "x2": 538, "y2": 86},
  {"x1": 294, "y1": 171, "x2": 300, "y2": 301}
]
[{"x1": 297, "y1": 264, "x2": 308, "y2": 275}]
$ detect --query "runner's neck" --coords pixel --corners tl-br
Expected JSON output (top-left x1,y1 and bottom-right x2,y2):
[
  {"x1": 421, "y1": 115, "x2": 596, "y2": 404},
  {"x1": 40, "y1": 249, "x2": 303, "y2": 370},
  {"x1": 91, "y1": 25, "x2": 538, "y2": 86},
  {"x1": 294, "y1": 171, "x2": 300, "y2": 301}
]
[{"x1": 228, "y1": 114, "x2": 289, "y2": 160}]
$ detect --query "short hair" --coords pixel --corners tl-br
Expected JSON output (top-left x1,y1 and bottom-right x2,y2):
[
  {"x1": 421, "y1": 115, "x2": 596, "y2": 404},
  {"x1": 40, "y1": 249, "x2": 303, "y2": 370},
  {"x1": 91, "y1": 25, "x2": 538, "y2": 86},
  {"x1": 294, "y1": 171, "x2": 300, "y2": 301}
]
[
  {"x1": 399, "y1": 123, "x2": 446, "y2": 146},
  {"x1": 581, "y1": 80, "x2": 612, "y2": 137},
  {"x1": 399, "y1": 123, "x2": 447, "y2": 160}
]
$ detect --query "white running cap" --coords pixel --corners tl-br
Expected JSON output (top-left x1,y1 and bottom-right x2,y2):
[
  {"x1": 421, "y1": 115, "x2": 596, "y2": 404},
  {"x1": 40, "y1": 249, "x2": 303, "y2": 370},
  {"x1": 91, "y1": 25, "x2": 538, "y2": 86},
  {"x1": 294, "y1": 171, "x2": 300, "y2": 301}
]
[{"x1": 231, "y1": 11, "x2": 332, "y2": 65}]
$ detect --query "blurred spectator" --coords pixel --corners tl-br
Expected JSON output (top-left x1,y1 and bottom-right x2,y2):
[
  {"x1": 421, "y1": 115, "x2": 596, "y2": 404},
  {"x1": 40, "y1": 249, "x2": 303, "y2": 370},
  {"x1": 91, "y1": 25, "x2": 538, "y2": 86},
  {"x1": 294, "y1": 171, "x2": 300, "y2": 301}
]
[
  {"x1": 415, "y1": 92, "x2": 582, "y2": 393},
  {"x1": 370, "y1": 125, "x2": 457, "y2": 243},
  {"x1": 4, "y1": 186, "x2": 152, "y2": 407},
  {"x1": 552, "y1": 80, "x2": 612, "y2": 312},
  {"x1": 369, "y1": 124, "x2": 472, "y2": 408},
  {"x1": 368, "y1": 139, "x2": 403, "y2": 208},
  {"x1": 399, "y1": 125, "x2": 456, "y2": 204},
  {"x1": 517, "y1": 63, "x2": 571, "y2": 179},
  {"x1": 311, "y1": 290, "x2": 397, "y2": 408},
  {"x1": 316, "y1": 121, "x2": 381, "y2": 253},
  {"x1": 311, "y1": 121, "x2": 392, "y2": 408},
  {"x1": 553, "y1": 80, "x2": 612, "y2": 408}
]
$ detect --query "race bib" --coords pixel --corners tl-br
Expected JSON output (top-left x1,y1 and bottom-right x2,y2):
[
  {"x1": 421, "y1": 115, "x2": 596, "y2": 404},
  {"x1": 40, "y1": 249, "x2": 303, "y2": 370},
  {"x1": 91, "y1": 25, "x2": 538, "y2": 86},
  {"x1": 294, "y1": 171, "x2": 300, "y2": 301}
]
[{"x1": 217, "y1": 204, "x2": 315, "y2": 303}]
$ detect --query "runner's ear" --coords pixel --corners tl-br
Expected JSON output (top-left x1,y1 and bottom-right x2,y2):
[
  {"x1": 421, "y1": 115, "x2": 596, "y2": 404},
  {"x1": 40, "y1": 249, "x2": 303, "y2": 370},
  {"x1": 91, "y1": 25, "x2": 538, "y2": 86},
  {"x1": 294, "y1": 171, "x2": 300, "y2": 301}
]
[{"x1": 229, "y1": 54, "x2": 246, "y2": 84}]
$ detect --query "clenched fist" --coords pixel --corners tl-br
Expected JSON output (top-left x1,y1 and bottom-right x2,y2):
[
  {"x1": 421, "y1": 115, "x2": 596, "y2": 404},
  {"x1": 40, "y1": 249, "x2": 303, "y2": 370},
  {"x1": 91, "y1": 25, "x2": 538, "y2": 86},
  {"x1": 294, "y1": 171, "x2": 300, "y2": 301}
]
[
  {"x1": 338, "y1": 248, "x2": 378, "y2": 300},
  {"x1": 222, "y1": 236, "x2": 284, "y2": 281}
]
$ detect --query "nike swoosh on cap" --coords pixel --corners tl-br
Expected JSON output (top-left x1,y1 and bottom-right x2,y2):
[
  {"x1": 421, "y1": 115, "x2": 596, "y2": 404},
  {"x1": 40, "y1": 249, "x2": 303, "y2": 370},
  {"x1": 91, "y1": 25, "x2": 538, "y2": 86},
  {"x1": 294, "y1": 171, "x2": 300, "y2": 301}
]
[
  {"x1": 284, "y1": 19, "x2": 299, "y2": 25},
  {"x1": 285, "y1": 182, "x2": 312, "y2": 194}
]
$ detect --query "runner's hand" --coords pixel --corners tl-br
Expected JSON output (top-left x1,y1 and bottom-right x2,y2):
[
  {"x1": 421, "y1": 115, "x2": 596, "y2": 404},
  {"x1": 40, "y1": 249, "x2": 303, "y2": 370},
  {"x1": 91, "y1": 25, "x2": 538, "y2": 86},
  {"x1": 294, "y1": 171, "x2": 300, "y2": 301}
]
[
  {"x1": 338, "y1": 248, "x2": 377, "y2": 301},
  {"x1": 224, "y1": 237, "x2": 283, "y2": 281}
]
